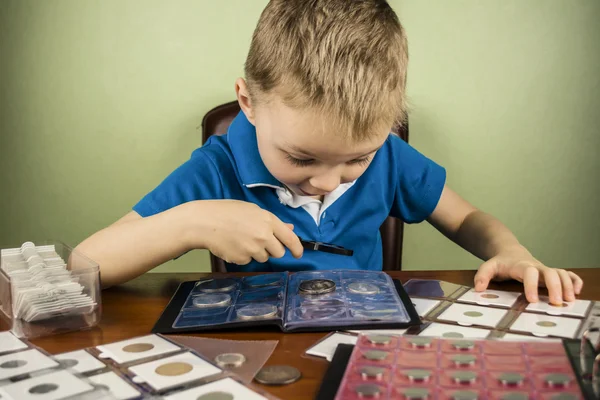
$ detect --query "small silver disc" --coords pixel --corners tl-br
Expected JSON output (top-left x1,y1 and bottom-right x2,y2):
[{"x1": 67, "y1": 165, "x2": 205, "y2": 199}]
[
  {"x1": 501, "y1": 393, "x2": 529, "y2": 400},
  {"x1": 363, "y1": 350, "x2": 389, "y2": 361},
  {"x1": 348, "y1": 282, "x2": 380, "y2": 295},
  {"x1": 355, "y1": 384, "x2": 381, "y2": 398},
  {"x1": 192, "y1": 293, "x2": 232, "y2": 308},
  {"x1": 452, "y1": 391, "x2": 479, "y2": 400},
  {"x1": 237, "y1": 303, "x2": 278, "y2": 320},
  {"x1": 550, "y1": 394, "x2": 578, "y2": 400},
  {"x1": 367, "y1": 335, "x2": 393, "y2": 345},
  {"x1": 298, "y1": 279, "x2": 336, "y2": 295},
  {"x1": 406, "y1": 369, "x2": 432, "y2": 383},
  {"x1": 196, "y1": 392, "x2": 234, "y2": 400},
  {"x1": 409, "y1": 337, "x2": 433, "y2": 348},
  {"x1": 403, "y1": 388, "x2": 430, "y2": 400},
  {"x1": 360, "y1": 366, "x2": 385, "y2": 380},
  {"x1": 214, "y1": 353, "x2": 246, "y2": 368},
  {"x1": 451, "y1": 354, "x2": 477, "y2": 367},
  {"x1": 452, "y1": 340, "x2": 476, "y2": 350},
  {"x1": 545, "y1": 373, "x2": 571, "y2": 387},
  {"x1": 254, "y1": 365, "x2": 301, "y2": 385},
  {"x1": 195, "y1": 278, "x2": 237, "y2": 293},
  {"x1": 499, "y1": 372, "x2": 525, "y2": 386},
  {"x1": 452, "y1": 371, "x2": 477, "y2": 385}
]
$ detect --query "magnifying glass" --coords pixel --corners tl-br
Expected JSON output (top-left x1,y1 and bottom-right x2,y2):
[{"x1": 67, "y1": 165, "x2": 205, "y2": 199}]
[{"x1": 298, "y1": 238, "x2": 353, "y2": 256}]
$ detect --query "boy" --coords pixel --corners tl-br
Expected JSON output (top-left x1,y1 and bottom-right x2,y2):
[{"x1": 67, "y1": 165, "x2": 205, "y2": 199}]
[{"x1": 77, "y1": 0, "x2": 582, "y2": 305}]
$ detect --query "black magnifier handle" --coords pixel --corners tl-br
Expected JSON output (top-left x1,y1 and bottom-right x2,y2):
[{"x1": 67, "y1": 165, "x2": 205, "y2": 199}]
[{"x1": 299, "y1": 237, "x2": 354, "y2": 256}]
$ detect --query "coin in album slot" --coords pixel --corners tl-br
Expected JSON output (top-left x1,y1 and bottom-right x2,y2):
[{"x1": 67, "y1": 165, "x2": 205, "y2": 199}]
[
  {"x1": 237, "y1": 304, "x2": 278, "y2": 320},
  {"x1": 29, "y1": 383, "x2": 59, "y2": 394},
  {"x1": 296, "y1": 306, "x2": 344, "y2": 320},
  {"x1": 348, "y1": 282, "x2": 380, "y2": 295},
  {"x1": 406, "y1": 369, "x2": 432, "y2": 383},
  {"x1": 362, "y1": 350, "x2": 389, "y2": 361},
  {"x1": 57, "y1": 359, "x2": 79, "y2": 368},
  {"x1": 451, "y1": 390, "x2": 479, "y2": 400},
  {"x1": 500, "y1": 394, "x2": 528, "y2": 400},
  {"x1": 402, "y1": 388, "x2": 430, "y2": 400},
  {"x1": 443, "y1": 332, "x2": 465, "y2": 338},
  {"x1": 192, "y1": 293, "x2": 232, "y2": 309},
  {"x1": 536, "y1": 320, "x2": 558, "y2": 328},
  {"x1": 463, "y1": 311, "x2": 484, "y2": 318},
  {"x1": 408, "y1": 337, "x2": 433, "y2": 348},
  {"x1": 244, "y1": 274, "x2": 281, "y2": 288},
  {"x1": 549, "y1": 394, "x2": 578, "y2": 400},
  {"x1": 360, "y1": 366, "x2": 385, "y2": 380},
  {"x1": 155, "y1": 361, "x2": 194, "y2": 376},
  {"x1": 499, "y1": 372, "x2": 525, "y2": 386},
  {"x1": 549, "y1": 302, "x2": 569, "y2": 308},
  {"x1": 480, "y1": 293, "x2": 500, "y2": 299},
  {"x1": 366, "y1": 335, "x2": 393, "y2": 345},
  {"x1": 298, "y1": 279, "x2": 336, "y2": 295},
  {"x1": 354, "y1": 383, "x2": 381, "y2": 398},
  {"x1": 195, "y1": 278, "x2": 237, "y2": 293},
  {"x1": 197, "y1": 392, "x2": 235, "y2": 400},
  {"x1": 451, "y1": 354, "x2": 477, "y2": 367},
  {"x1": 452, "y1": 340, "x2": 476, "y2": 351},
  {"x1": 254, "y1": 365, "x2": 301, "y2": 385},
  {"x1": 452, "y1": 371, "x2": 477, "y2": 384},
  {"x1": 544, "y1": 373, "x2": 571, "y2": 388},
  {"x1": 122, "y1": 343, "x2": 155, "y2": 353},
  {"x1": 353, "y1": 307, "x2": 398, "y2": 320},
  {"x1": 214, "y1": 353, "x2": 246, "y2": 368}
]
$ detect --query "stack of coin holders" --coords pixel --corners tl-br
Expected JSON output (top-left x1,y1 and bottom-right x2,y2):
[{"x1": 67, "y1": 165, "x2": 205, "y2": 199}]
[
  {"x1": 0, "y1": 241, "x2": 101, "y2": 339},
  {"x1": 153, "y1": 270, "x2": 419, "y2": 334},
  {"x1": 0, "y1": 331, "x2": 281, "y2": 399},
  {"x1": 328, "y1": 333, "x2": 600, "y2": 400},
  {"x1": 398, "y1": 279, "x2": 600, "y2": 341}
]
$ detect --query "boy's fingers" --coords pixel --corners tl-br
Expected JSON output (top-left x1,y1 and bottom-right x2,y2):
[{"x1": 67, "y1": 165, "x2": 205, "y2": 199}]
[
  {"x1": 569, "y1": 271, "x2": 583, "y2": 295},
  {"x1": 523, "y1": 267, "x2": 540, "y2": 302},
  {"x1": 285, "y1": 223, "x2": 294, "y2": 230},
  {"x1": 252, "y1": 249, "x2": 270, "y2": 263},
  {"x1": 556, "y1": 269, "x2": 575, "y2": 301},
  {"x1": 474, "y1": 260, "x2": 496, "y2": 292},
  {"x1": 273, "y1": 221, "x2": 303, "y2": 258},
  {"x1": 542, "y1": 268, "x2": 563, "y2": 305},
  {"x1": 265, "y1": 237, "x2": 286, "y2": 259}
]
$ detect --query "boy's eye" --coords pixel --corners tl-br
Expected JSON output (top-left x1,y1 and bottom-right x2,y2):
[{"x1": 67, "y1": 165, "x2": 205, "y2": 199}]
[
  {"x1": 347, "y1": 156, "x2": 371, "y2": 166},
  {"x1": 285, "y1": 154, "x2": 314, "y2": 167}
]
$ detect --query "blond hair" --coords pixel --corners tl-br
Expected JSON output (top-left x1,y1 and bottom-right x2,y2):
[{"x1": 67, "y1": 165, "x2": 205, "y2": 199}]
[{"x1": 245, "y1": 0, "x2": 408, "y2": 141}]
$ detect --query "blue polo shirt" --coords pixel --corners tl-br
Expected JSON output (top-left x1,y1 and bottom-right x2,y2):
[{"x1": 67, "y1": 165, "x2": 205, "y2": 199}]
[{"x1": 133, "y1": 111, "x2": 446, "y2": 272}]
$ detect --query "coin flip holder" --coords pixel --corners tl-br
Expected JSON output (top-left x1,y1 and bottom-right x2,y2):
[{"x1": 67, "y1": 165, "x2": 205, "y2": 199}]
[
  {"x1": 0, "y1": 331, "x2": 29, "y2": 355},
  {"x1": 94, "y1": 334, "x2": 184, "y2": 366},
  {"x1": 163, "y1": 377, "x2": 271, "y2": 400},
  {"x1": 88, "y1": 371, "x2": 142, "y2": 400},
  {"x1": 0, "y1": 369, "x2": 98, "y2": 400},
  {"x1": 316, "y1": 333, "x2": 600, "y2": 400},
  {"x1": 0, "y1": 348, "x2": 60, "y2": 383},
  {"x1": 0, "y1": 241, "x2": 101, "y2": 339},
  {"x1": 153, "y1": 270, "x2": 419, "y2": 334},
  {"x1": 401, "y1": 279, "x2": 599, "y2": 341},
  {"x1": 54, "y1": 349, "x2": 107, "y2": 375}
]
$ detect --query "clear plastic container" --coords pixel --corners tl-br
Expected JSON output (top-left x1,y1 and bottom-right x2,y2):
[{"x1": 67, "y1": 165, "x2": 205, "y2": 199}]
[{"x1": 0, "y1": 240, "x2": 101, "y2": 338}]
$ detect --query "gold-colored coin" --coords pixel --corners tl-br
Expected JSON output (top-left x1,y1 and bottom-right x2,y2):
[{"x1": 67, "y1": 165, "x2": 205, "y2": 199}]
[
  {"x1": 122, "y1": 343, "x2": 154, "y2": 353},
  {"x1": 155, "y1": 362, "x2": 194, "y2": 376}
]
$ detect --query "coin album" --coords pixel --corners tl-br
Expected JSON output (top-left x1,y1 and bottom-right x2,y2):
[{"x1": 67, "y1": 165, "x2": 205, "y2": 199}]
[
  {"x1": 152, "y1": 271, "x2": 420, "y2": 334},
  {"x1": 399, "y1": 279, "x2": 600, "y2": 341},
  {"x1": 316, "y1": 333, "x2": 600, "y2": 400},
  {"x1": 0, "y1": 331, "x2": 280, "y2": 399}
]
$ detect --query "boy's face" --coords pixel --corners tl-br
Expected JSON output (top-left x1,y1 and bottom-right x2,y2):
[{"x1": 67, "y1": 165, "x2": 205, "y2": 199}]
[{"x1": 236, "y1": 79, "x2": 390, "y2": 197}]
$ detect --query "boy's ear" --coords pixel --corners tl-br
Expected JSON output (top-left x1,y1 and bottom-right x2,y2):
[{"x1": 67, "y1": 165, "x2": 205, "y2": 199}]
[{"x1": 235, "y1": 78, "x2": 256, "y2": 125}]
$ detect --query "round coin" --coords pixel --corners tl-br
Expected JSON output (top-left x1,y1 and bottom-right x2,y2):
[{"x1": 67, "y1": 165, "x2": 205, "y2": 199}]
[
  {"x1": 402, "y1": 388, "x2": 430, "y2": 400},
  {"x1": 214, "y1": 353, "x2": 246, "y2": 368},
  {"x1": 367, "y1": 335, "x2": 393, "y2": 345},
  {"x1": 480, "y1": 293, "x2": 500, "y2": 299},
  {"x1": 254, "y1": 365, "x2": 301, "y2": 385},
  {"x1": 452, "y1": 390, "x2": 479, "y2": 400},
  {"x1": 499, "y1": 373, "x2": 525, "y2": 386},
  {"x1": 197, "y1": 392, "x2": 234, "y2": 400},
  {"x1": 363, "y1": 350, "x2": 389, "y2": 361},
  {"x1": 409, "y1": 337, "x2": 433, "y2": 348},
  {"x1": 237, "y1": 304, "x2": 278, "y2": 320},
  {"x1": 355, "y1": 384, "x2": 381, "y2": 398},
  {"x1": 452, "y1": 371, "x2": 477, "y2": 384},
  {"x1": 360, "y1": 366, "x2": 385, "y2": 380},
  {"x1": 545, "y1": 373, "x2": 571, "y2": 387},
  {"x1": 549, "y1": 302, "x2": 569, "y2": 308},
  {"x1": 298, "y1": 279, "x2": 336, "y2": 295},
  {"x1": 443, "y1": 332, "x2": 465, "y2": 338},
  {"x1": 452, "y1": 340, "x2": 476, "y2": 351},
  {"x1": 536, "y1": 321, "x2": 558, "y2": 328},
  {"x1": 451, "y1": 354, "x2": 477, "y2": 367},
  {"x1": 406, "y1": 369, "x2": 432, "y2": 383},
  {"x1": 244, "y1": 274, "x2": 281, "y2": 288},
  {"x1": 192, "y1": 293, "x2": 232, "y2": 309},
  {"x1": 348, "y1": 282, "x2": 380, "y2": 295},
  {"x1": 550, "y1": 394, "x2": 578, "y2": 400},
  {"x1": 195, "y1": 278, "x2": 237, "y2": 293},
  {"x1": 501, "y1": 393, "x2": 529, "y2": 400},
  {"x1": 463, "y1": 311, "x2": 484, "y2": 318}
]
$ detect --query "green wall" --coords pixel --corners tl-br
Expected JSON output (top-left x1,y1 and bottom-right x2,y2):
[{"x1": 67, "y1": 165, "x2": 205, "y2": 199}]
[{"x1": 1, "y1": 1, "x2": 598, "y2": 274}]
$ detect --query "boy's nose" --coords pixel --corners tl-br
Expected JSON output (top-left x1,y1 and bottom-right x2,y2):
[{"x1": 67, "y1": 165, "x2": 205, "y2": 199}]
[{"x1": 309, "y1": 173, "x2": 341, "y2": 194}]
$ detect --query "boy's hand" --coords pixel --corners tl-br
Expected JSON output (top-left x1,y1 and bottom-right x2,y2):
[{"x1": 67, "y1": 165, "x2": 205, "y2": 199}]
[
  {"x1": 473, "y1": 247, "x2": 583, "y2": 305},
  {"x1": 190, "y1": 200, "x2": 304, "y2": 265}
]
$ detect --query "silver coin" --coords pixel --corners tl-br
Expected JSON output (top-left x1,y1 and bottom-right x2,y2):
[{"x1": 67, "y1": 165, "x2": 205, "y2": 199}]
[
  {"x1": 406, "y1": 369, "x2": 432, "y2": 383},
  {"x1": 366, "y1": 335, "x2": 393, "y2": 345},
  {"x1": 500, "y1": 394, "x2": 528, "y2": 400},
  {"x1": 353, "y1": 307, "x2": 398, "y2": 320},
  {"x1": 355, "y1": 383, "x2": 381, "y2": 398},
  {"x1": 214, "y1": 353, "x2": 246, "y2": 368},
  {"x1": 196, "y1": 392, "x2": 234, "y2": 400},
  {"x1": 499, "y1": 372, "x2": 525, "y2": 386},
  {"x1": 237, "y1": 304, "x2": 278, "y2": 320},
  {"x1": 545, "y1": 373, "x2": 571, "y2": 387},
  {"x1": 452, "y1": 371, "x2": 477, "y2": 384},
  {"x1": 244, "y1": 274, "x2": 282, "y2": 288},
  {"x1": 296, "y1": 306, "x2": 345, "y2": 320},
  {"x1": 451, "y1": 354, "x2": 477, "y2": 366},
  {"x1": 298, "y1": 279, "x2": 336, "y2": 295},
  {"x1": 254, "y1": 365, "x2": 301, "y2": 385},
  {"x1": 362, "y1": 350, "x2": 389, "y2": 361},
  {"x1": 452, "y1": 340, "x2": 476, "y2": 350},
  {"x1": 409, "y1": 337, "x2": 433, "y2": 348},
  {"x1": 550, "y1": 394, "x2": 578, "y2": 400},
  {"x1": 403, "y1": 388, "x2": 430, "y2": 400},
  {"x1": 359, "y1": 366, "x2": 385, "y2": 380},
  {"x1": 348, "y1": 282, "x2": 380, "y2": 295},
  {"x1": 195, "y1": 278, "x2": 237, "y2": 293},
  {"x1": 192, "y1": 293, "x2": 232, "y2": 308},
  {"x1": 452, "y1": 391, "x2": 478, "y2": 400}
]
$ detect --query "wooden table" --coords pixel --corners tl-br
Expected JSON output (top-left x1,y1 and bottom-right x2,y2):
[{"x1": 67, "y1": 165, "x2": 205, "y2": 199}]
[{"x1": 3, "y1": 269, "x2": 599, "y2": 399}]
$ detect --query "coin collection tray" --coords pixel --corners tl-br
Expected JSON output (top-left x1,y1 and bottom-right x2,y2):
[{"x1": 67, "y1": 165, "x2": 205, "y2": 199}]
[
  {"x1": 152, "y1": 271, "x2": 420, "y2": 334},
  {"x1": 0, "y1": 331, "x2": 281, "y2": 400},
  {"x1": 393, "y1": 279, "x2": 600, "y2": 341},
  {"x1": 316, "y1": 333, "x2": 600, "y2": 400}
]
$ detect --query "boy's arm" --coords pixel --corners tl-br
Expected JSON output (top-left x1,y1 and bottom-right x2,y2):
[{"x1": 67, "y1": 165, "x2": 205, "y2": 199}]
[{"x1": 426, "y1": 185, "x2": 583, "y2": 304}]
